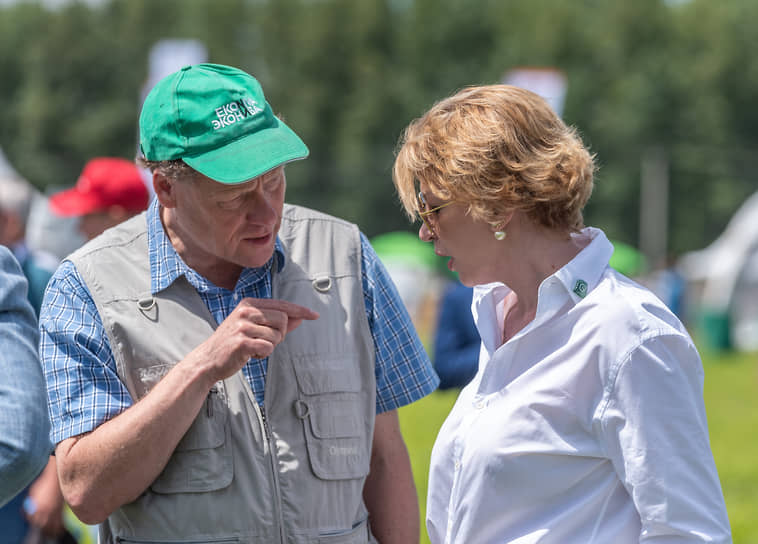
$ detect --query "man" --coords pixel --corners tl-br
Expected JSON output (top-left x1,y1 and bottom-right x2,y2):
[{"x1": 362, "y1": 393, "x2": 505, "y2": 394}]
[
  {"x1": 0, "y1": 246, "x2": 51, "y2": 507},
  {"x1": 39, "y1": 63, "x2": 438, "y2": 543},
  {"x1": 50, "y1": 156, "x2": 150, "y2": 240}
]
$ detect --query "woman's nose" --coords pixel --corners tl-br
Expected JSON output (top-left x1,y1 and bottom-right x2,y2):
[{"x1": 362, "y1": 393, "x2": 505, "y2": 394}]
[{"x1": 419, "y1": 222, "x2": 433, "y2": 242}]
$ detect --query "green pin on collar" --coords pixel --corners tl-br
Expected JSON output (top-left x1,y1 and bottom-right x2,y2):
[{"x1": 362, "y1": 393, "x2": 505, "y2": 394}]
[{"x1": 573, "y1": 279, "x2": 588, "y2": 298}]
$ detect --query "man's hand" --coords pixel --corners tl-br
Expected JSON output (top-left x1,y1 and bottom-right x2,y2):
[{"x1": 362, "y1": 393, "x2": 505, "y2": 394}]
[
  {"x1": 56, "y1": 298, "x2": 318, "y2": 524},
  {"x1": 185, "y1": 297, "x2": 319, "y2": 386}
]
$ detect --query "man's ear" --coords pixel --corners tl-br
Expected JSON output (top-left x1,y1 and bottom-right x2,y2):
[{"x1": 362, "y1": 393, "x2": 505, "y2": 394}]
[{"x1": 152, "y1": 171, "x2": 177, "y2": 209}]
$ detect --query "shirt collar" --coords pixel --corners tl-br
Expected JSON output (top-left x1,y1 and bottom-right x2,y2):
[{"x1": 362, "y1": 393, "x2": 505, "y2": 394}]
[
  {"x1": 472, "y1": 227, "x2": 614, "y2": 352},
  {"x1": 552, "y1": 227, "x2": 613, "y2": 305},
  {"x1": 147, "y1": 198, "x2": 285, "y2": 294}
]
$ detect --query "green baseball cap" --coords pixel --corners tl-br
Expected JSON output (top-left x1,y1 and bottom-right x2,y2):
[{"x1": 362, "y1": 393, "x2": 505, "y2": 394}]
[{"x1": 139, "y1": 63, "x2": 309, "y2": 184}]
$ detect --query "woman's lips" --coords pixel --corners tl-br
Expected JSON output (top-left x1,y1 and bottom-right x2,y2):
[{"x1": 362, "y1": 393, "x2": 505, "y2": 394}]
[{"x1": 433, "y1": 247, "x2": 453, "y2": 270}]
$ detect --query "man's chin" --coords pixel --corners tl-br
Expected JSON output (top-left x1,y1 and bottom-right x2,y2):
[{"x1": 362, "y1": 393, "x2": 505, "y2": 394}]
[{"x1": 237, "y1": 242, "x2": 276, "y2": 269}]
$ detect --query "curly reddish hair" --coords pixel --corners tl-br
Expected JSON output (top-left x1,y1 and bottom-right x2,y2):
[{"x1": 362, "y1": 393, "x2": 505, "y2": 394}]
[{"x1": 393, "y1": 85, "x2": 596, "y2": 233}]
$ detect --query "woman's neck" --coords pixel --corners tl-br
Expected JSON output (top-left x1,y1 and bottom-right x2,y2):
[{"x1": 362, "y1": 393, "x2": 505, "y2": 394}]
[{"x1": 497, "y1": 220, "x2": 588, "y2": 343}]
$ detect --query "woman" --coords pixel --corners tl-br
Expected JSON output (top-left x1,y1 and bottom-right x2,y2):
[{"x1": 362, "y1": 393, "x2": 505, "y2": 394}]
[{"x1": 392, "y1": 85, "x2": 731, "y2": 543}]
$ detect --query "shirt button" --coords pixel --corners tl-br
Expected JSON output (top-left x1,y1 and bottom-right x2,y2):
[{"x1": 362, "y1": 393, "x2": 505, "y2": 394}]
[
  {"x1": 474, "y1": 400, "x2": 485, "y2": 409},
  {"x1": 454, "y1": 460, "x2": 461, "y2": 470}
]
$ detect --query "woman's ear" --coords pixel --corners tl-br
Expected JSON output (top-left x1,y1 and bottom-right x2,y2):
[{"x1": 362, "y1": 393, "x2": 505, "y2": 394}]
[
  {"x1": 152, "y1": 171, "x2": 177, "y2": 209},
  {"x1": 492, "y1": 209, "x2": 515, "y2": 233}
]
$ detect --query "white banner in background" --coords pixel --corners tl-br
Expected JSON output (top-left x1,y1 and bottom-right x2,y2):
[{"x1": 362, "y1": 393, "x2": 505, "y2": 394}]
[{"x1": 502, "y1": 67, "x2": 568, "y2": 118}]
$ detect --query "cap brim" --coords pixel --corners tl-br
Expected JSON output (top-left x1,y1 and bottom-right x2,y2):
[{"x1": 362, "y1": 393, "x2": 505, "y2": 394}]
[
  {"x1": 183, "y1": 118, "x2": 309, "y2": 184},
  {"x1": 49, "y1": 188, "x2": 101, "y2": 217}
]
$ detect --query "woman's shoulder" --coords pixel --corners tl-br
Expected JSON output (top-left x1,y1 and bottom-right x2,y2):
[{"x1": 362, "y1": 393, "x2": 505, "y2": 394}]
[{"x1": 571, "y1": 269, "x2": 690, "y2": 354}]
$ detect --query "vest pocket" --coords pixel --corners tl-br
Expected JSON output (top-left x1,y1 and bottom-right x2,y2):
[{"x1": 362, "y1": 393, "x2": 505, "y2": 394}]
[
  {"x1": 314, "y1": 515, "x2": 372, "y2": 543},
  {"x1": 115, "y1": 538, "x2": 240, "y2": 543},
  {"x1": 298, "y1": 393, "x2": 369, "y2": 480},
  {"x1": 292, "y1": 354, "x2": 370, "y2": 480},
  {"x1": 150, "y1": 383, "x2": 233, "y2": 494}
]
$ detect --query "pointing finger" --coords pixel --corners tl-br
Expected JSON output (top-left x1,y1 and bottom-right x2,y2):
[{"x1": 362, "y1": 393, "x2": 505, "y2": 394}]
[{"x1": 241, "y1": 298, "x2": 319, "y2": 321}]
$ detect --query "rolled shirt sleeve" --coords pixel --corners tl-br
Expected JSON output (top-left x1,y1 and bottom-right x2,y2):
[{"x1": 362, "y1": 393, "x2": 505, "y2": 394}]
[
  {"x1": 38, "y1": 260, "x2": 132, "y2": 446},
  {"x1": 359, "y1": 233, "x2": 439, "y2": 413}
]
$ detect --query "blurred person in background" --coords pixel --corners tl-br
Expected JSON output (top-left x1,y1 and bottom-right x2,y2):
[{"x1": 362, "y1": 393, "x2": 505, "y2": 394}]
[
  {"x1": 0, "y1": 246, "x2": 51, "y2": 536},
  {"x1": 432, "y1": 279, "x2": 480, "y2": 389},
  {"x1": 49, "y1": 157, "x2": 151, "y2": 240},
  {"x1": 39, "y1": 63, "x2": 437, "y2": 544},
  {"x1": 393, "y1": 84, "x2": 731, "y2": 543},
  {"x1": 646, "y1": 254, "x2": 687, "y2": 321},
  {"x1": 0, "y1": 174, "x2": 58, "y2": 315}
]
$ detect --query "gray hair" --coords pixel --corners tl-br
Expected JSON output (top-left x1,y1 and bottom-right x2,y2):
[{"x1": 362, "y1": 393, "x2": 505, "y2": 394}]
[{"x1": 0, "y1": 175, "x2": 39, "y2": 223}]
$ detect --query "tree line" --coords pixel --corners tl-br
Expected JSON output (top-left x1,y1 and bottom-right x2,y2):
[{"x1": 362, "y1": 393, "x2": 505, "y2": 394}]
[{"x1": 1, "y1": 0, "x2": 756, "y2": 257}]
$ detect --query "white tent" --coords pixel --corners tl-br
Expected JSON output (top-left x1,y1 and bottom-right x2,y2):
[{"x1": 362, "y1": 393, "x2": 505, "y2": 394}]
[{"x1": 679, "y1": 191, "x2": 758, "y2": 350}]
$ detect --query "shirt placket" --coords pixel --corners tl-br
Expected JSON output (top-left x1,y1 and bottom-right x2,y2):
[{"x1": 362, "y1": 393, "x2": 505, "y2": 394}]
[{"x1": 446, "y1": 390, "x2": 492, "y2": 544}]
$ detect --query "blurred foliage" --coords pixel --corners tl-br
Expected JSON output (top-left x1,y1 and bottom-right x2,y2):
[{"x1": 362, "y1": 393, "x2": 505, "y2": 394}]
[{"x1": 0, "y1": 0, "x2": 757, "y2": 253}]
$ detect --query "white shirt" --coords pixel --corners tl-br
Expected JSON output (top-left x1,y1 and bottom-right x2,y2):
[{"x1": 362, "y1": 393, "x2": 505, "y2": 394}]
[{"x1": 426, "y1": 228, "x2": 731, "y2": 544}]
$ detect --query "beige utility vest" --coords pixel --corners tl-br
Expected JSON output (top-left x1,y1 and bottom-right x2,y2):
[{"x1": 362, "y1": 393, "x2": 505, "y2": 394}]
[{"x1": 69, "y1": 204, "x2": 378, "y2": 544}]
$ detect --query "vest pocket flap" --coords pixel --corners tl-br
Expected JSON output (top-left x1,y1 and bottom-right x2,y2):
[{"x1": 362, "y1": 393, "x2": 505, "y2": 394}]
[
  {"x1": 292, "y1": 354, "x2": 361, "y2": 394},
  {"x1": 308, "y1": 397, "x2": 362, "y2": 439},
  {"x1": 175, "y1": 385, "x2": 228, "y2": 451}
]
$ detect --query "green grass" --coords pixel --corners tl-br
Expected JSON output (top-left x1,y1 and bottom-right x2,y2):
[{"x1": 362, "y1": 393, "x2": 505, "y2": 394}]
[
  {"x1": 398, "y1": 388, "x2": 457, "y2": 544},
  {"x1": 399, "y1": 348, "x2": 758, "y2": 544},
  {"x1": 701, "y1": 349, "x2": 758, "y2": 544}
]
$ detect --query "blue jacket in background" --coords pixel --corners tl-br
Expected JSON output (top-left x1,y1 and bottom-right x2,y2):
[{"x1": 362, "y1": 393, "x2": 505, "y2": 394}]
[
  {"x1": 433, "y1": 281, "x2": 481, "y2": 390},
  {"x1": 0, "y1": 245, "x2": 51, "y2": 508}
]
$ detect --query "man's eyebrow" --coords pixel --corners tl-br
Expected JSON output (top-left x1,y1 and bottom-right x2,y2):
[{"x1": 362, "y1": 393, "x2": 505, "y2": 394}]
[{"x1": 213, "y1": 182, "x2": 256, "y2": 198}]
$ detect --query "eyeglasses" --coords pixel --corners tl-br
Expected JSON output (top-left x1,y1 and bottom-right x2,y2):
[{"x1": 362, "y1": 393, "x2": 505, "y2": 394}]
[{"x1": 417, "y1": 191, "x2": 453, "y2": 237}]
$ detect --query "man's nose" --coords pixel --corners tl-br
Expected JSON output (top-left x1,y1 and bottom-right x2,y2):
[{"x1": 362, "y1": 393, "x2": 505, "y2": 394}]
[{"x1": 245, "y1": 188, "x2": 278, "y2": 223}]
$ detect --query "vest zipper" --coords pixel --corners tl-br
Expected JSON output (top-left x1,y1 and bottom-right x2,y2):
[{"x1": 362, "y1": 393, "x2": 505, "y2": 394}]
[
  {"x1": 260, "y1": 404, "x2": 287, "y2": 544},
  {"x1": 263, "y1": 248, "x2": 285, "y2": 543}
]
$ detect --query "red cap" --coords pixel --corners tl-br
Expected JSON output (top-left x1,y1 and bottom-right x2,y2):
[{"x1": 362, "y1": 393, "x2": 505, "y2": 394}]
[{"x1": 50, "y1": 157, "x2": 149, "y2": 217}]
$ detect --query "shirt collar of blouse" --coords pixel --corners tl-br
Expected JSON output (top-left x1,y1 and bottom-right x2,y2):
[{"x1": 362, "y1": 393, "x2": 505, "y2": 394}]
[{"x1": 471, "y1": 227, "x2": 613, "y2": 355}]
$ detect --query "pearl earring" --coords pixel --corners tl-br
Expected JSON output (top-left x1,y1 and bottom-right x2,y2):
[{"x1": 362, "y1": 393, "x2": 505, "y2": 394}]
[{"x1": 494, "y1": 230, "x2": 506, "y2": 241}]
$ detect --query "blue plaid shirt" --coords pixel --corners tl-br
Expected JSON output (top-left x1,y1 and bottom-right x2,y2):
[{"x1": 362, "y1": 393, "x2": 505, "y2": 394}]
[{"x1": 39, "y1": 199, "x2": 438, "y2": 445}]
